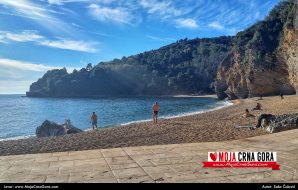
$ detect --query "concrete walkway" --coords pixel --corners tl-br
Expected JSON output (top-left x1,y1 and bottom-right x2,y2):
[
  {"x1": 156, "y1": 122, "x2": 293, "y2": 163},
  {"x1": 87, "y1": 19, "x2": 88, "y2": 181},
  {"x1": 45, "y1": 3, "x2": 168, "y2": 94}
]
[{"x1": 0, "y1": 129, "x2": 297, "y2": 183}]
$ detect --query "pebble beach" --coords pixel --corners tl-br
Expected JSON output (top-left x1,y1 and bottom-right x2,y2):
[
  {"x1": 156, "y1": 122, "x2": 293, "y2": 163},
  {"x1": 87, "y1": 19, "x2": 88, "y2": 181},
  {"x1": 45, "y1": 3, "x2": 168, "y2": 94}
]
[{"x1": 0, "y1": 95, "x2": 297, "y2": 156}]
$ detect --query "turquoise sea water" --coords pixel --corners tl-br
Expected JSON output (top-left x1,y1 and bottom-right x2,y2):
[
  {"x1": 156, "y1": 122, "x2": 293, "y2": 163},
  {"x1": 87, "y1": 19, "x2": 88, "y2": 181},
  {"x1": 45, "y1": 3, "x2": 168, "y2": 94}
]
[{"x1": 0, "y1": 95, "x2": 231, "y2": 141}]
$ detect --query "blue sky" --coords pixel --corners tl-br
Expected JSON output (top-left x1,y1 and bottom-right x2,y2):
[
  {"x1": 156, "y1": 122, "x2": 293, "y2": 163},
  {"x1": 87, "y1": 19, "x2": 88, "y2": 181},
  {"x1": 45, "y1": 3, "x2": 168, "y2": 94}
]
[{"x1": 0, "y1": 0, "x2": 281, "y2": 94}]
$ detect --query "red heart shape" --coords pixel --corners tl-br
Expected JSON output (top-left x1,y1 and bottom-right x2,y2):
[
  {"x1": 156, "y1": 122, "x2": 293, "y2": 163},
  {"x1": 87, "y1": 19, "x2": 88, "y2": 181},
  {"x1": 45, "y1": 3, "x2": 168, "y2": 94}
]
[{"x1": 210, "y1": 152, "x2": 217, "y2": 161}]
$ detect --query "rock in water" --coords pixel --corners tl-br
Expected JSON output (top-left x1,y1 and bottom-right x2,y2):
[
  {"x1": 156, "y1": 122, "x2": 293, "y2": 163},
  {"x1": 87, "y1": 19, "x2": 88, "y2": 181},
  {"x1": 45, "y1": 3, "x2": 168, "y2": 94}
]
[
  {"x1": 36, "y1": 120, "x2": 82, "y2": 138},
  {"x1": 36, "y1": 120, "x2": 66, "y2": 138}
]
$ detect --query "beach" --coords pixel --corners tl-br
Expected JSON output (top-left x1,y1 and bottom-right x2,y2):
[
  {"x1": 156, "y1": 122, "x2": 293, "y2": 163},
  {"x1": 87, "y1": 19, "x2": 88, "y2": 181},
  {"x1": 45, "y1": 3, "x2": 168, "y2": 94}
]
[{"x1": 0, "y1": 95, "x2": 297, "y2": 156}]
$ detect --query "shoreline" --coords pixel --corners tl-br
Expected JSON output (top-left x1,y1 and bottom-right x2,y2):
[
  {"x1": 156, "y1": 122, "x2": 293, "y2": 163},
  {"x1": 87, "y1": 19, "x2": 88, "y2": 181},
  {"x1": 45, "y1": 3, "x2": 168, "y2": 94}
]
[
  {"x1": 172, "y1": 94, "x2": 217, "y2": 98},
  {"x1": 0, "y1": 135, "x2": 36, "y2": 142},
  {"x1": 23, "y1": 93, "x2": 218, "y2": 99},
  {"x1": 0, "y1": 94, "x2": 225, "y2": 141},
  {"x1": 120, "y1": 99, "x2": 232, "y2": 126},
  {"x1": 0, "y1": 95, "x2": 297, "y2": 156}
]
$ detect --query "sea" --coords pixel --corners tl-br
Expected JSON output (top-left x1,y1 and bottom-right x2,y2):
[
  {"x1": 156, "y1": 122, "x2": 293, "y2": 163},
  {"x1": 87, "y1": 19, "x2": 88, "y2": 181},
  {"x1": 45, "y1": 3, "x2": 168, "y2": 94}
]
[{"x1": 0, "y1": 94, "x2": 232, "y2": 141}]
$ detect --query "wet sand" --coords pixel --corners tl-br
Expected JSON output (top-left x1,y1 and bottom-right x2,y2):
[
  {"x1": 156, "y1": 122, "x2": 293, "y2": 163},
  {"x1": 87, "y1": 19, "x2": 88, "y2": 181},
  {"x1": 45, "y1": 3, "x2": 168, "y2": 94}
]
[{"x1": 0, "y1": 95, "x2": 297, "y2": 156}]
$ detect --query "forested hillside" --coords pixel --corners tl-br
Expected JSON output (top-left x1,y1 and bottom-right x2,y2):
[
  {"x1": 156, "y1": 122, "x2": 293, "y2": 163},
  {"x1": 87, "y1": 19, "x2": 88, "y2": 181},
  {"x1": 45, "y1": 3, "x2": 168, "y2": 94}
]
[{"x1": 27, "y1": 37, "x2": 233, "y2": 97}]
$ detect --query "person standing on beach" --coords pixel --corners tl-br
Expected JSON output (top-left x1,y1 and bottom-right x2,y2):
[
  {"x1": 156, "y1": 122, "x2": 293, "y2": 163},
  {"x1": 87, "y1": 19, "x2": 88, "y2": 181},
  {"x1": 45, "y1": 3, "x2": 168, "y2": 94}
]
[
  {"x1": 152, "y1": 102, "x2": 160, "y2": 125},
  {"x1": 258, "y1": 95, "x2": 263, "y2": 100},
  {"x1": 280, "y1": 93, "x2": 284, "y2": 100},
  {"x1": 90, "y1": 112, "x2": 98, "y2": 130}
]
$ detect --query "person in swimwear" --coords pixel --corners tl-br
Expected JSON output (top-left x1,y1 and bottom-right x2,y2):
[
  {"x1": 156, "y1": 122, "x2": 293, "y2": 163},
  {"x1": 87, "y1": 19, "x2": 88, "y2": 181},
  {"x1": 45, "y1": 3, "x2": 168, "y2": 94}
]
[
  {"x1": 152, "y1": 102, "x2": 160, "y2": 125},
  {"x1": 90, "y1": 112, "x2": 98, "y2": 129},
  {"x1": 242, "y1": 109, "x2": 255, "y2": 118}
]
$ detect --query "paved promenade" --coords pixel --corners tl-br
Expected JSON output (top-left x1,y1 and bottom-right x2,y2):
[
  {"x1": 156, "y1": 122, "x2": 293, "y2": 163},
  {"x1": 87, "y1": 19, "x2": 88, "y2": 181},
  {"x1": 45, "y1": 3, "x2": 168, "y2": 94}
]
[{"x1": 0, "y1": 129, "x2": 297, "y2": 183}]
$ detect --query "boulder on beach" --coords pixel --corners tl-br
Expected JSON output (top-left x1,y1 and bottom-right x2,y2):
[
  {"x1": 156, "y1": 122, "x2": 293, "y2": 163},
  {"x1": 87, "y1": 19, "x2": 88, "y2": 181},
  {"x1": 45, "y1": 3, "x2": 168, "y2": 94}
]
[
  {"x1": 36, "y1": 120, "x2": 82, "y2": 138},
  {"x1": 63, "y1": 119, "x2": 83, "y2": 134},
  {"x1": 256, "y1": 113, "x2": 298, "y2": 133}
]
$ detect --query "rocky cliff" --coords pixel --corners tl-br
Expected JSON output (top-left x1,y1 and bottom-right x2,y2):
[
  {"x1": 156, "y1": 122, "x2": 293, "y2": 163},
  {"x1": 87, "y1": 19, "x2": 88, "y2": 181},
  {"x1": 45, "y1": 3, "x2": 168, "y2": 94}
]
[
  {"x1": 279, "y1": 26, "x2": 298, "y2": 90},
  {"x1": 215, "y1": 0, "x2": 297, "y2": 99}
]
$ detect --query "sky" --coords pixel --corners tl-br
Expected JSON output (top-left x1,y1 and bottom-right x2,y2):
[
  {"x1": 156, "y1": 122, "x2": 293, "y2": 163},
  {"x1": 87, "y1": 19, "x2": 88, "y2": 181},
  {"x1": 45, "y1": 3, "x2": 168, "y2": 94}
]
[{"x1": 0, "y1": 0, "x2": 281, "y2": 94}]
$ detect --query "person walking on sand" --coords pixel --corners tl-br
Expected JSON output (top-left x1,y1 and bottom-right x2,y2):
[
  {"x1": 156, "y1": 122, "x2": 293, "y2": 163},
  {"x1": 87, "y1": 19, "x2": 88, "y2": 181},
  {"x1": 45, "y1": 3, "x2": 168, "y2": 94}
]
[
  {"x1": 280, "y1": 93, "x2": 284, "y2": 100},
  {"x1": 90, "y1": 112, "x2": 98, "y2": 130},
  {"x1": 152, "y1": 102, "x2": 160, "y2": 125}
]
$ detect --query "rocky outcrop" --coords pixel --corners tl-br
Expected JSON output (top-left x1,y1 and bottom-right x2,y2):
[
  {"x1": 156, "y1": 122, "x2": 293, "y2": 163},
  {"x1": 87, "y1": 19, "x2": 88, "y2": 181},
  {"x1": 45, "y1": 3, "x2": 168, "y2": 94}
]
[
  {"x1": 278, "y1": 27, "x2": 298, "y2": 91},
  {"x1": 256, "y1": 113, "x2": 298, "y2": 133},
  {"x1": 36, "y1": 120, "x2": 66, "y2": 138},
  {"x1": 215, "y1": 50, "x2": 296, "y2": 100},
  {"x1": 36, "y1": 120, "x2": 82, "y2": 138},
  {"x1": 215, "y1": 0, "x2": 297, "y2": 100}
]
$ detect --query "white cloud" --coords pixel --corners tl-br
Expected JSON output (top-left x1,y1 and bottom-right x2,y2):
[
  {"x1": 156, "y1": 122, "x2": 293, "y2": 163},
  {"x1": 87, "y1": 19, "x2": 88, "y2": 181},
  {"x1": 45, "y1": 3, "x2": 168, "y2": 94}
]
[
  {"x1": 40, "y1": 39, "x2": 97, "y2": 53},
  {"x1": 140, "y1": 0, "x2": 182, "y2": 19},
  {"x1": 138, "y1": 0, "x2": 200, "y2": 29},
  {"x1": 0, "y1": 0, "x2": 49, "y2": 19},
  {"x1": 146, "y1": 35, "x2": 175, "y2": 42},
  {"x1": 48, "y1": 0, "x2": 115, "y2": 5},
  {"x1": 0, "y1": 58, "x2": 58, "y2": 72},
  {"x1": 0, "y1": 0, "x2": 81, "y2": 38},
  {"x1": 88, "y1": 4, "x2": 134, "y2": 25},
  {"x1": 0, "y1": 80, "x2": 35, "y2": 94},
  {"x1": 71, "y1": 22, "x2": 81, "y2": 28},
  {"x1": 0, "y1": 31, "x2": 98, "y2": 53},
  {"x1": 139, "y1": 0, "x2": 200, "y2": 29},
  {"x1": 207, "y1": 21, "x2": 238, "y2": 35},
  {"x1": 175, "y1": 18, "x2": 198, "y2": 29},
  {"x1": 208, "y1": 21, "x2": 224, "y2": 30},
  {"x1": 0, "y1": 30, "x2": 43, "y2": 42},
  {"x1": 0, "y1": 58, "x2": 77, "y2": 94},
  {"x1": 0, "y1": 58, "x2": 58, "y2": 90},
  {"x1": 0, "y1": 35, "x2": 4, "y2": 43},
  {"x1": 0, "y1": 10, "x2": 41, "y2": 20},
  {"x1": 48, "y1": 0, "x2": 63, "y2": 5},
  {"x1": 48, "y1": 9, "x2": 65, "y2": 15}
]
